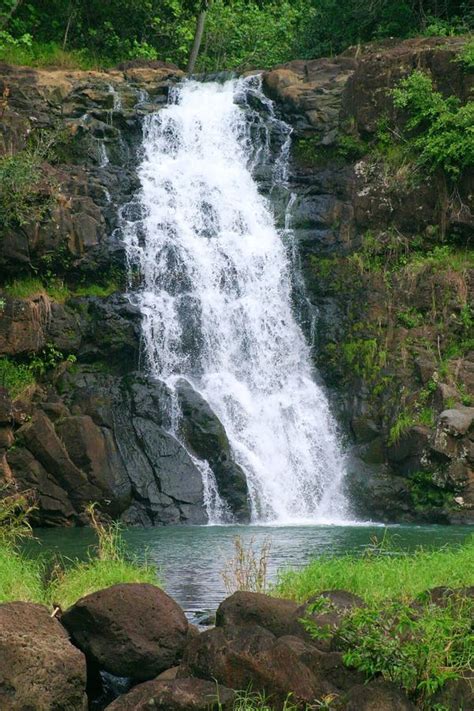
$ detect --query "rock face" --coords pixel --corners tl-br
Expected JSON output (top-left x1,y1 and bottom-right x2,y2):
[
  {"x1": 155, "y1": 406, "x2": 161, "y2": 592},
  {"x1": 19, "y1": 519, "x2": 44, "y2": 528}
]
[
  {"x1": 107, "y1": 678, "x2": 235, "y2": 711},
  {"x1": 0, "y1": 61, "x2": 249, "y2": 526},
  {"x1": 61, "y1": 583, "x2": 189, "y2": 682},
  {"x1": 0, "y1": 601, "x2": 87, "y2": 710},
  {"x1": 265, "y1": 36, "x2": 473, "y2": 523}
]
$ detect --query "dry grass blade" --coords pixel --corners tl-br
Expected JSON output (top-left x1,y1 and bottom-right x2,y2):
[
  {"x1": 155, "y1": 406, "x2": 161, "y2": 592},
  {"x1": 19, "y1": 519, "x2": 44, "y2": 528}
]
[{"x1": 222, "y1": 535, "x2": 272, "y2": 595}]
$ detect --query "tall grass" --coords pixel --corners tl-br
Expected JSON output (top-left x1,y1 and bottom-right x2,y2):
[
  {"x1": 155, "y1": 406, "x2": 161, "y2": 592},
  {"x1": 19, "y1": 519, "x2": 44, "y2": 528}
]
[
  {"x1": 275, "y1": 536, "x2": 474, "y2": 603},
  {"x1": 222, "y1": 536, "x2": 271, "y2": 595},
  {"x1": 0, "y1": 500, "x2": 160, "y2": 609}
]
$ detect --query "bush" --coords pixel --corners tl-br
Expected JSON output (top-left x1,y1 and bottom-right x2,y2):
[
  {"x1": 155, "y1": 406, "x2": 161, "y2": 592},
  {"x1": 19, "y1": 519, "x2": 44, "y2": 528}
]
[
  {"x1": 0, "y1": 357, "x2": 35, "y2": 398},
  {"x1": 303, "y1": 596, "x2": 473, "y2": 707},
  {"x1": 392, "y1": 70, "x2": 474, "y2": 177}
]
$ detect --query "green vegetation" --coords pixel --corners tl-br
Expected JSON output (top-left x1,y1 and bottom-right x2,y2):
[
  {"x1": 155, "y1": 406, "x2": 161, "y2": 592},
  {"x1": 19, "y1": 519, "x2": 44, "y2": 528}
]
[
  {"x1": 279, "y1": 539, "x2": 474, "y2": 708},
  {"x1": 0, "y1": 1, "x2": 472, "y2": 71},
  {"x1": 0, "y1": 498, "x2": 160, "y2": 609},
  {"x1": 408, "y1": 471, "x2": 454, "y2": 509},
  {"x1": 275, "y1": 536, "x2": 474, "y2": 604},
  {"x1": 1, "y1": 276, "x2": 120, "y2": 302},
  {"x1": 0, "y1": 357, "x2": 35, "y2": 398},
  {"x1": 0, "y1": 138, "x2": 55, "y2": 228},
  {"x1": 392, "y1": 70, "x2": 474, "y2": 178},
  {"x1": 304, "y1": 596, "x2": 473, "y2": 708}
]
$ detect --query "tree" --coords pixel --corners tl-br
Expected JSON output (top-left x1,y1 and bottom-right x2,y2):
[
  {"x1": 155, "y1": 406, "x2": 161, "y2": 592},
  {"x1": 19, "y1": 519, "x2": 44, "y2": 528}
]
[
  {"x1": 188, "y1": 0, "x2": 211, "y2": 73},
  {"x1": 0, "y1": 0, "x2": 22, "y2": 30}
]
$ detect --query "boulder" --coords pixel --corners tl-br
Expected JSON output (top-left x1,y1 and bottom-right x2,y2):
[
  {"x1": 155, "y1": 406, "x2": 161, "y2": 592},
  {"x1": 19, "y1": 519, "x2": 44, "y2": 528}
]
[
  {"x1": 345, "y1": 680, "x2": 416, "y2": 710},
  {"x1": 216, "y1": 591, "x2": 299, "y2": 637},
  {"x1": 180, "y1": 624, "x2": 362, "y2": 706},
  {"x1": 106, "y1": 678, "x2": 235, "y2": 711},
  {"x1": 431, "y1": 673, "x2": 474, "y2": 711},
  {"x1": 61, "y1": 583, "x2": 189, "y2": 681},
  {"x1": 0, "y1": 601, "x2": 87, "y2": 710}
]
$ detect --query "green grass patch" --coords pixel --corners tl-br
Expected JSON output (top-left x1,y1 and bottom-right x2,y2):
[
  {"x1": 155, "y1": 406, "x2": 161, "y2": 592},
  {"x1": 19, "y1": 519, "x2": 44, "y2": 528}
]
[
  {"x1": 0, "y1": 357, "x2": 35, "y2": 398},
  {"x1": 275, "y1": 536, "x2": 474, "y2": 604},
  {"x1": 2, "y1": 276, "x2": 120, "y2": 302},
  {"x1": 47, "y1": 556, "x2": 159, "y2": 609},
  {"x1": 73, "y1": 281, "x2": 119, "y2": 298},
  {"x1": 0, "y1": 546, "x2": 45, "y2": 604},
  {"x1": 0, "y1": 498, "x2": 160, "y2": 609}
]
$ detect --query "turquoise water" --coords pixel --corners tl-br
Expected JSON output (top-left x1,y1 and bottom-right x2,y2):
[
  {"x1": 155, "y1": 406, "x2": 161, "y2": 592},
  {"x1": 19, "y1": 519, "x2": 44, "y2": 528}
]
[{"x1": 30, "y1": 524, "x2": 472, "y2": 615}]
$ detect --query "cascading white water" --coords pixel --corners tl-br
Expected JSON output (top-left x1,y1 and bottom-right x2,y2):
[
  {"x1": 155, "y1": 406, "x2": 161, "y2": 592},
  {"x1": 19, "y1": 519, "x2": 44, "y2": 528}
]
[{"x1": 124, "y1": 75, "x2": 348, "y2": 524}]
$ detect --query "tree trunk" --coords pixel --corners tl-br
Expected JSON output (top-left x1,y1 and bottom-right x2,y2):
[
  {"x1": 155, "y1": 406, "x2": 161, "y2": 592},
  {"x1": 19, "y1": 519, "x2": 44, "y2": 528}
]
[
  {"x1": 0, "y1": 0, "x2": 23, "y2": 30},
  {"x1": 187, "y1": 1, "x2": 210, "y2": 74}
]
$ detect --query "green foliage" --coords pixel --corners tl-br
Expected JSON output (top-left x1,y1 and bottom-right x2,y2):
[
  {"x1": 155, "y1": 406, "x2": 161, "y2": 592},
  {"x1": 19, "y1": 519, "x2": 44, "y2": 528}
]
[
  {"x1": 28, "y1": 343, "x2": 76, "y2": 376},
  {"x1": 73, "y1": 281, "x2": 119, "y2": 298},
  {"x1": 295, "y1": 1, "x2": 473, "y2": 59},
  {"x1": 2, "y1": 277, "x2": 69, "y2": 302},
  {"x1": 0, "y1": 545, "x2": 45, "y2": 603},
  {"x1": 229, "y1": 690, "x2": 315, "y2": 711},
  {"x1": 0, "y1": 488, "x2": 35, "y2": 547},
  {"x1": 0, "y1": 501, "x2": 160, "y2": 608},
  {"x1": 458, "y1": 37, "x2": 474, "y2": 68},
  {"x1": 409, "y1": 471, "x2": 454, "y2": 509},
  {"x1": 341, "y1": 338, "x2": 387, "y2": 382},
  {"x1": 398, "y1": 307, "x2": 424, "y2": 329},
  {"x1": 0, "y1": 357, "x2": 35, "y2": 398},
  {"x1": 388, "y1": 411, "x2": 415, "y2": 445},
  {"x1": 275, "y1": 536, "x2": 474, "y2": 604},
  {"x1": 0, "y1": 141, "x2": 54, "y2": 228},
  {"x1": 325, "y1": 597, "x2": 474, "y2": 706},
  {"x1": 392, "y1": 70, "x2": 474, "y2": 177}
]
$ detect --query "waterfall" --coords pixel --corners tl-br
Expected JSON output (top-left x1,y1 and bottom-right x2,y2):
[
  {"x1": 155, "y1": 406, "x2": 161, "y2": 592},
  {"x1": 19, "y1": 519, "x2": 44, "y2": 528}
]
[{"x1": 123, "y1": 75, "x2": 348, "y2": 524}]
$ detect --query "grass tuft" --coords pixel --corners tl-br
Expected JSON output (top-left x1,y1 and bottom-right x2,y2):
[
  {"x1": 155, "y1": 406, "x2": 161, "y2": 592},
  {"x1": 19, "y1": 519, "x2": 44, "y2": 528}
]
[{"x1": 275, "y1": 536, "x2": 474, "y2": 604}]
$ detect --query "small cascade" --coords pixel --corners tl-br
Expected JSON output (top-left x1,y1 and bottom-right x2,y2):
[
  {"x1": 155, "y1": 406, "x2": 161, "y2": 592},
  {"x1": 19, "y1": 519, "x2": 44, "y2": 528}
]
[{"x1": 123, "y1": 76, "x2": 349, "y2": 524}]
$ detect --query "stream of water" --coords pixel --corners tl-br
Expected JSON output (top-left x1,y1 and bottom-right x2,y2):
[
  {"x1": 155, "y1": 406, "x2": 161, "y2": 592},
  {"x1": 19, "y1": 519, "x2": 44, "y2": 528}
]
[{"x1": 122, "y1": 76, "x2": 347, "y2": 525}]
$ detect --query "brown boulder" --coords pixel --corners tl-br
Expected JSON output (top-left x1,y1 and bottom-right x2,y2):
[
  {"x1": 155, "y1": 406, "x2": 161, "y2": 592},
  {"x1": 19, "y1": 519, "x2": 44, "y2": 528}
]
[
  {"x1": 107, "y1": 678, "x2": 234, "y2": 711},
  {"x1": 345, "y1": 681, "x2": 416, "y2": 710},
  {"x1": 0, "y1": 601, "x2": 87, "y2": 710},
  {"x1": 181, "y1": 625, "x2": 362, "y2": 707},
  {"x1": 216, "y1": 591, "x2": 299, "y2": 637},
  {"x1": 61, "y1": 583, "x2": 189, "y2": 681}
]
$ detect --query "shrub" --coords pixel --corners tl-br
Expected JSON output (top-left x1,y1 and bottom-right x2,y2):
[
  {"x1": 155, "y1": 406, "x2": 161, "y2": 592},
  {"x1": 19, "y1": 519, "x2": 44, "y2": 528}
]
[
  {"x1": 303, "y1": 596, "x2": 474, "y2": 707},
  {"x1": 0, "y1": 357, "x2": 35, "y2": 398},
  {"x1": 392, "y1": 70, "x2": 474, "y2": 177}
]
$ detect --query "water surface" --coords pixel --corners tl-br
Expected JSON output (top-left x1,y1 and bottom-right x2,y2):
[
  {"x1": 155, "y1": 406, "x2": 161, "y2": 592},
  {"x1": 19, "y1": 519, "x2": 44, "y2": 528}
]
[{"x1": 31, "y1": 524, "x2": 471, "y2": 616}]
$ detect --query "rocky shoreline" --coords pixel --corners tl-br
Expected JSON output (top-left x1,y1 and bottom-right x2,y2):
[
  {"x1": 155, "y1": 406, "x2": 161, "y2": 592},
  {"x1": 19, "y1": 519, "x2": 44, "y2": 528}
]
[{"x1": 1, "y1": 582, "x2": 472, "y2": 710}]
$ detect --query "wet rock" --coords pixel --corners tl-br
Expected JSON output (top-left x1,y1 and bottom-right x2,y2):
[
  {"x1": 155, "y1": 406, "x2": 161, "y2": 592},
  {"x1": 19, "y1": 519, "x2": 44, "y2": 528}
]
[
  {"x1": 0, "y1": 601, "x2": 87, "y2": 710},
  {"x1": 345, "y1": 680, "x2": 416, "y2": 710},
  {"x1": 107, "y1": 678, "x2": 235, "y2": 711},
  {"x1": 176, "y1": 379, "x2": 250, "y2": 519},
  {"x1": 62, "y1": 583, "x2": 189, "y2": 682}
]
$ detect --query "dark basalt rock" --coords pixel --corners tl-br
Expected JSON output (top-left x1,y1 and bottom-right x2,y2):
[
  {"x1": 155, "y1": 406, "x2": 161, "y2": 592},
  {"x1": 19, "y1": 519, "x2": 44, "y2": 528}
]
[
  {"x1": 0, "y1": 601, "x2": 87, "y2": 710},
  {"x1": 62, "y1": 583, "x2": 189, "y2": 682},
  {"x1": 176, "y1": 379, "x2": 250, "y2": 520}
]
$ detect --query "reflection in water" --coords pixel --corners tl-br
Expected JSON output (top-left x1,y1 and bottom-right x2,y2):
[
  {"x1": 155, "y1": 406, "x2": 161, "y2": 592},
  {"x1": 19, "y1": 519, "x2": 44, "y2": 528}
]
[{"x1": 30, "y1": 524, "x2": 471, "y2": 615}]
